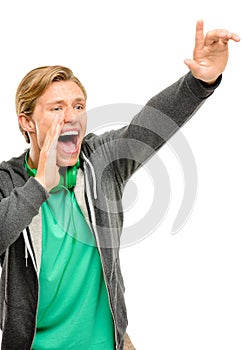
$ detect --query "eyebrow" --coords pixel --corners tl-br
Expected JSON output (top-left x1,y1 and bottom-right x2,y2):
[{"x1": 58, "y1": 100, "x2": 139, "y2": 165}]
[{"x1": 45, "y1": 97, "x2": 86, "y2": 107}]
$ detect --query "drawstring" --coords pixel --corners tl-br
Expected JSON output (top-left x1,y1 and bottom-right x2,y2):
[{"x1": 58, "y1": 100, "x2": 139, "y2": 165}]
[
  {"x1": 23, "y1": 230, "x2": 29, "y2": 267},
  {"x1": 25, "y1": 244, "x2": 28, "y2": 267},
  {"x1": 82, "y1": 152, "x2": 97, "y2": 199},
  {"x1": 23, "y1": 229, "x2": 37, "y2": 271}
]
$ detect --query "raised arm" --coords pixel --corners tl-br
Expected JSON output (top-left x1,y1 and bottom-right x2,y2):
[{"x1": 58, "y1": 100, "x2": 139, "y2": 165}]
[{"x1": 85, "y1": 21, "x2": 240, "y2": 185}]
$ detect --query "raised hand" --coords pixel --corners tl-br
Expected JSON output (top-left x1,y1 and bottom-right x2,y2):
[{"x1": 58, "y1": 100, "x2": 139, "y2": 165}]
[
  {"x1": 35, "y1": 116, "x2": 64, "y2": 192},
  {"x1": 184, "y1": 20, "x2": 240, "y2": 84}
]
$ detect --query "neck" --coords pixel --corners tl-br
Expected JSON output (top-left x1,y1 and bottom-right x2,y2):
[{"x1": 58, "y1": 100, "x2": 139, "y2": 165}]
[{"x1": 28, "y1": 145, "x2": 40, "y2": 170}]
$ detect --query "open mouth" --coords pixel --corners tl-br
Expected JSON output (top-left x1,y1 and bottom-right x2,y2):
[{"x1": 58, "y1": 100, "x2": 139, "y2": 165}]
[{"x1": 57, "y1": 130, "x2": 80, "y2": 154}]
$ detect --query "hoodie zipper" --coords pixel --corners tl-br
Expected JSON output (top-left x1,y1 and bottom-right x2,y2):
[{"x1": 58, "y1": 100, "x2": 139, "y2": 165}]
[{"x1": 83, "y1": 157, "x2": 119, "y2": 349}]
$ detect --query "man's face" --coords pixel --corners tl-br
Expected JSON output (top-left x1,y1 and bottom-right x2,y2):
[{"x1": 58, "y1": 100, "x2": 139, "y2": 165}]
[{"x1": 31, "y1": 80, "x2": 87, "y2": 167}]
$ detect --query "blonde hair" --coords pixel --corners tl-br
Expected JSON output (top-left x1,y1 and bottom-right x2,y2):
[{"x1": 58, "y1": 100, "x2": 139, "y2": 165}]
[{"x1": 16, "y1": 65, "x2": 87, "y2": 143}]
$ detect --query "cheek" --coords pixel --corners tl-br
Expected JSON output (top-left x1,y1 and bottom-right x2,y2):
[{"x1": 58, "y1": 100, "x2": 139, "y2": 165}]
[
  {"x1": 81, "y1": 115, "x2": 87, "y2": 134},
  {"x1": 35, "y1": 119, "x2": 53, "y2": 147}
]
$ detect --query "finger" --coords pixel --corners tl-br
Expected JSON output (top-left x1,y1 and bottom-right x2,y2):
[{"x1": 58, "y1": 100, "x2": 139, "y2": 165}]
[
  {"x1": 194, "y1": 19, "x2": 205, "y2": 50},
  {"x1": 56, "y1": 111, "x2": 65, "y2": 124},
  {"x1": 219, "y1": 31, "x2": 241, "y2": 44},
  {"x1": 42, "y1": 118, "x2": 64, "y2": 153},
  {"x1": 51, "y1": 115, "x2": 65, "y2": 137},
  {"x1": 51, "y1": 119, "x2": 64, "y2": 148},
  {"x1": 205, "y1": 29, "x2": 241, "y2": 46}
]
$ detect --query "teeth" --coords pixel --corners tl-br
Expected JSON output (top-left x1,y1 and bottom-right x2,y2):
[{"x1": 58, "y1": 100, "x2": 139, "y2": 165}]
[{"x1": 60, "y1": 130, "x2": 78, "y2": 137}]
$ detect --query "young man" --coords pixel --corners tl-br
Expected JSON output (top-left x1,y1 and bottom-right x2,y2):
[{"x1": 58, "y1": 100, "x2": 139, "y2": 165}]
[{"x1": 0, "y1": 21, "x2": 240, "y2": 350}]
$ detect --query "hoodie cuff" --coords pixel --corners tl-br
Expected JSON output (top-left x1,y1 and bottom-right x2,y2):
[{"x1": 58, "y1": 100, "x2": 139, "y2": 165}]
[{"x1": 185, "y1": 71, "x2": 222, "y2": 100}]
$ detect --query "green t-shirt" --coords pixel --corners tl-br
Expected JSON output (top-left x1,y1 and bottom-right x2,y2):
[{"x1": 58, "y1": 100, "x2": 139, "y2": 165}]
[{"x1": 32, "y1": 188, "x2": 115, "y2": 350}]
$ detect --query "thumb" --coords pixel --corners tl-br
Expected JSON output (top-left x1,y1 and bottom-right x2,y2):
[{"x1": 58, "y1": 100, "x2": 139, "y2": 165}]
[{"x1": 184, "y1": 58, "x2": 197, "y2": 71}]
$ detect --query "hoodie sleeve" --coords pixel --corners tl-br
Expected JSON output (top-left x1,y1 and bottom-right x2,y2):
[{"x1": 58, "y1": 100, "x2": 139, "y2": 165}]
[
  {"x1": 0, "y1": 175, "x2": 49, "y2": 255},
  {"x1": 85, "y1": 72, "x2": 221, "y2": 184}
]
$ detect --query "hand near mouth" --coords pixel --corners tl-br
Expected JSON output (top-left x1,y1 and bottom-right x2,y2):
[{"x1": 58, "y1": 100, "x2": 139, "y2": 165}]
[{"x1": 35, "y1": 117, "x2": 65, "y2": 192}]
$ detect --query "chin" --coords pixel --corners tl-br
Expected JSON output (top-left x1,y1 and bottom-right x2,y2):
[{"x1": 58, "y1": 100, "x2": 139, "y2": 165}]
[{"x1": 57, "y1": 153, "x2": 79, "y2": 168}]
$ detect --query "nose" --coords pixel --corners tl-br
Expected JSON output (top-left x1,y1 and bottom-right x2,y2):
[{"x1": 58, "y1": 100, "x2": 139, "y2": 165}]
[{"x1": 63, "y1": 106, "x2": 76, "y2": 123}]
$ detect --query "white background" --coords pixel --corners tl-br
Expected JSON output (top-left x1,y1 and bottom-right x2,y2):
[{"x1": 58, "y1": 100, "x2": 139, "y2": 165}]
[{"x1": 0, "y1": 1, "x2": 242, "y2": 349}]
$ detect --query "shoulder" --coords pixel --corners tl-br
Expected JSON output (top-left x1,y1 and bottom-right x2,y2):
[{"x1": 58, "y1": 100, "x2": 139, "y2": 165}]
[{"x1": 0, "y1": 152, "x2": 28, "y2": 193}]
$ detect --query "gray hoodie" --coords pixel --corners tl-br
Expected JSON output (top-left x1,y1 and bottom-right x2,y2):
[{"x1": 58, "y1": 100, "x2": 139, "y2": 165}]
[{"x1": 0, "y1": 72, "x2": 221, "y2": 350}]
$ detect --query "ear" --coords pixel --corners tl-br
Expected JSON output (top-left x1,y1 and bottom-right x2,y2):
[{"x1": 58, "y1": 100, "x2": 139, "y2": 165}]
[{"x1": 18, "y1": 113, "x2": 36, "y2": 134}]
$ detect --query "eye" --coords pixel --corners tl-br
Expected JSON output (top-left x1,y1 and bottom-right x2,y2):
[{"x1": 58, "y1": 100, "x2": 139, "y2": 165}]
[
  {"x1": 52, "y1": 106, "x2": 62, "y2": 111},
  {"x1": 74, "y1": 104, "x2": 85, "y2": 110}
]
